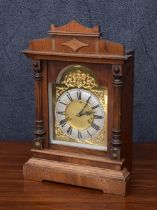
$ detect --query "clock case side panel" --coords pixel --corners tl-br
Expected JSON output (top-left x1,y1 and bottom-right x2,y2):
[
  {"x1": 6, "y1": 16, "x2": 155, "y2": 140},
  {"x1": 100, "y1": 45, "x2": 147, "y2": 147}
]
[
  {"x1": 32, "y1": 60, "x2": 49, "y2": 149},
  {"x1": 42, "y1": 61, "x2": 49, "y2": 148},
  {"x1": 121, "y1": 51, "x2": 134, "y2": 171}
]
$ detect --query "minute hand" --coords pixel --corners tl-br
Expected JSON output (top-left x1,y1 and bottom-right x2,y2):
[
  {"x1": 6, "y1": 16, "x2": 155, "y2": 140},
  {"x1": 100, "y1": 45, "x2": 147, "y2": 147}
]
[{"x1": 77, "y1": 96, "x2": 91, "y2": 116}]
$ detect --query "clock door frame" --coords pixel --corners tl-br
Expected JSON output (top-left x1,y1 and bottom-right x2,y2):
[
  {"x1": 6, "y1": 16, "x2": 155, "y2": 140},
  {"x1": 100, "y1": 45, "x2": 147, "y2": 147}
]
[{"x1": 47, "y1": 62, "x2": 111, "y2": 152}]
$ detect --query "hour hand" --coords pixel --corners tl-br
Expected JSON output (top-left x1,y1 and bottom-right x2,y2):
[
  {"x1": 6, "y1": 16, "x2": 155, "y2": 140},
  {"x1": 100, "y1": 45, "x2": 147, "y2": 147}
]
[
  {"x1": 84, "y1": 111, "x2": 95, "y2": 115},
  {"x1": 78, "y1": 111, "x2": 94, "y2": 116},
  {"x1": 76, "y1": 111, "x2": 87, "y2": 117},
  {"x1": 82, "y1": 111, "x2": 94, "y2": 116}
]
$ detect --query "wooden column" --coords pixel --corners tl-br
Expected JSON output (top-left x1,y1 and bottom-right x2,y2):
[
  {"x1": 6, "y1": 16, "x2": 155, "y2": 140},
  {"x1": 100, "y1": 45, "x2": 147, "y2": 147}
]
[
  {"x1": 111, "y1": 65, "x2": 123, "y2": 160},
  {"x1": 32, "y1": 60, "x2": 46, "y2": 149}
]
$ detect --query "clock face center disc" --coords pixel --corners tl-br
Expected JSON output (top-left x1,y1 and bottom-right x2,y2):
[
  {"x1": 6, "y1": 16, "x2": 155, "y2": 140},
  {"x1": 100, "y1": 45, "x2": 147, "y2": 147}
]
[{"x1": 65, "y1": 100, "x2": 94, "y2": 130}]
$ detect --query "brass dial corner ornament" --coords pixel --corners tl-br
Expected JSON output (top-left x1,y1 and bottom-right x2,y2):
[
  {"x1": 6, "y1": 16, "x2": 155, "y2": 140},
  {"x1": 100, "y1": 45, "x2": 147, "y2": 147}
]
[{"x1": 54, "y1": 65, "x2": 108, "y2": 147}]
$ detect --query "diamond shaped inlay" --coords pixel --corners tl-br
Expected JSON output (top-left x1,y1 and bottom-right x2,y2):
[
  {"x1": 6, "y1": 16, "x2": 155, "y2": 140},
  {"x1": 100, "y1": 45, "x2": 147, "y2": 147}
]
[{"x1": 62, "y1": 38, "x2": 88, "y2": 52}]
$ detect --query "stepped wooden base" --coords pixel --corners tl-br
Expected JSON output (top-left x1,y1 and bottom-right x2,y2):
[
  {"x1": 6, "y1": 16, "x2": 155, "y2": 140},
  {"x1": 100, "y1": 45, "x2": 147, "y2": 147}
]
[{"x1": 23, "y1": 150, "x2": 130, "y2": 196}]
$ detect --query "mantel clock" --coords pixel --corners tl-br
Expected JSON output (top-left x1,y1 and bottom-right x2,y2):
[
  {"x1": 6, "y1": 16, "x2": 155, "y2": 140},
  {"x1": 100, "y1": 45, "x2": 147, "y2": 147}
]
[{"x1": 23, "y1": 20, "x2": 134, "y2": 196}]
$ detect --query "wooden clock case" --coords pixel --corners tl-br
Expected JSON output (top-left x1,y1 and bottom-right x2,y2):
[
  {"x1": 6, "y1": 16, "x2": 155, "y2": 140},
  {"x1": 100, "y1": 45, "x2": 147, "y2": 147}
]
[{"x1": 23, "y1": 20, "x2": 134, "y2": 196}]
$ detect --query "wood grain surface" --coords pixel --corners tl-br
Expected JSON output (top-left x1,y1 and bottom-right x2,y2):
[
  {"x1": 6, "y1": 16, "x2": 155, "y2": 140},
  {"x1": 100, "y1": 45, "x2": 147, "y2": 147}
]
[{"x1": 0, "y1": 142, "x2": 157, "y2": 210}]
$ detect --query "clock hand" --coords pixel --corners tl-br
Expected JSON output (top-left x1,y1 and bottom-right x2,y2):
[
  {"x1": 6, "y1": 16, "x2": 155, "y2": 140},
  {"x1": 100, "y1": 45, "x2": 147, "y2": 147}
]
[
  {"x1": 77, "y1": 96, "x2": 91, "y2": 117},
  {"x1": 84, "y1": 111, "x2": 95, "y2": 115},
  {"x1": 79, "y1": 111, "x2": 95, "y2": 116}
]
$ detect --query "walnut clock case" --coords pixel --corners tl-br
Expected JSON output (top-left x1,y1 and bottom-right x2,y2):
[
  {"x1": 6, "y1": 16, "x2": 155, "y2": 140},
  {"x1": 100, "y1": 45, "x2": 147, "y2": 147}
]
[{"x1": 23, "y1": 20, "x2": 134, "y2": 196}]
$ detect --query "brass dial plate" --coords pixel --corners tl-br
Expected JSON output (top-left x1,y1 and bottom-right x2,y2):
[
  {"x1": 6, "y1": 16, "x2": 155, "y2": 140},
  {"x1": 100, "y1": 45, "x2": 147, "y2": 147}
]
[{"x1": 55, "y1": 88, "x2": 105, "y2": 141}]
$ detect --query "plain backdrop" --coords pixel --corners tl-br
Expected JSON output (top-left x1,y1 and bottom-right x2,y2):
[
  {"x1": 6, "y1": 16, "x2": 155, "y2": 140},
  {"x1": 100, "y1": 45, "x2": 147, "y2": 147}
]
[{"x1": 0, "y1": 0, "x2": 157, "y2": 142}]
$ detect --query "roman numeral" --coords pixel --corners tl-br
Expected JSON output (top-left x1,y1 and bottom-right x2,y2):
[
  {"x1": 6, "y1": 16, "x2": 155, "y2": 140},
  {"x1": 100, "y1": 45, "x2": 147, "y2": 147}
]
[
  {"x1": 92, "y1": 104, "x2": 99, "y2": 110},
  {"x1": 91, "y1": 122, "x2": 100, "y2": 131},
  {"x1": 67, "y1": 126, "x2": 72, "y2": 135},
  {"x1": 66, "y1": 92, "x2": 73, "y2": 101},
  {"x1": 86, "y1": 95, "x2": 91, "y2": 103},
  {"x1": 57, "y1": 111, "x2": 65, "y2": 115},
  {"x1": 59, "y1": 118, "x2": 67, "y2": 127},
  {"x1": 59, "y1": 101, "x2": 67, "y2": 106},
  {"x1": 87, "y1": 130, "x2": 92, "y2": 137},
  {"x1": 78, "y1": 130, "x2": 82, "y2": 139},
  {"x1": 77, "y1": 90, "x2": 82, "y2": 100},
  {"x1": 93, "y1": 114, "x2": 103, "y2": 119}
]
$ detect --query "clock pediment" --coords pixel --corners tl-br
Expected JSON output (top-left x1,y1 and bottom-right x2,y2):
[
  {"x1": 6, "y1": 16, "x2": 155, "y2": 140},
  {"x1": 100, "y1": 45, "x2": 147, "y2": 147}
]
[
  {"x1": 50, "y1": 20, "x2": 99, "y2": 35},
  {"x1": 23, "y1": 20, "x2": 127, "y2": 63}
]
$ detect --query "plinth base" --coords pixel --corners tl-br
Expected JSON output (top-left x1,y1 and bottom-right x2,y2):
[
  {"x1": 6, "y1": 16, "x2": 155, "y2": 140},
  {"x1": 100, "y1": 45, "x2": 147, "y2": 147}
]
[{"x1": 23, "y1": 156, "x2": 130, "y2": 196}]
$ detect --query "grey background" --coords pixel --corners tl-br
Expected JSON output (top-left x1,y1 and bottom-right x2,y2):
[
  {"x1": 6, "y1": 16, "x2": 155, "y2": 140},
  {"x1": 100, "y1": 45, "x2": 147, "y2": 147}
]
[{"x1": 0, "y1": 0, "x2": 157, "y2": 142}]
